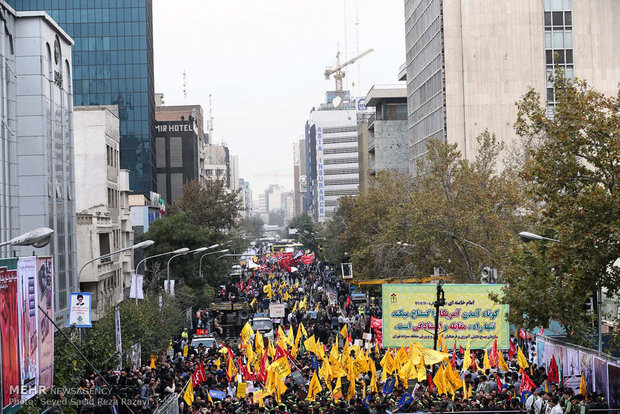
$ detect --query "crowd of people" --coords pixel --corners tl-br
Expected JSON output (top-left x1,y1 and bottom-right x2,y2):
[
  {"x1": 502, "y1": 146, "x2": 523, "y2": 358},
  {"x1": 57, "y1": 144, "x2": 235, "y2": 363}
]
[{"x1": 66, "y1": 249, "x2": 610, "y2": 414}]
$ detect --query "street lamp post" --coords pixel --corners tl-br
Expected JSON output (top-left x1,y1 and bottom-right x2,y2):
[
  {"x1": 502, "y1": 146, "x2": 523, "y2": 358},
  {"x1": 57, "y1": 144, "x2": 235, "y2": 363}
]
[
  {"x1": 166, "y1": 249, "x2": 191, "y2": 293},
  {"x1": 199, "y1": 249, "x2": 230, "y2": 278},
  {"x1": 78, "y1": 239, "x2": 155, "y2": 281},
  {"x1": 433, "y1": 280, "x2": 446, "y2": 350},
  {"x1": 134, "y1": 247, "x2": 189, "y2": 303},
  {"x1": 0, "y1": 227, "x2": 54, "y2": 248},
  {"x1": 518, "y1": 231, "x2": 605, "y2": 352}
]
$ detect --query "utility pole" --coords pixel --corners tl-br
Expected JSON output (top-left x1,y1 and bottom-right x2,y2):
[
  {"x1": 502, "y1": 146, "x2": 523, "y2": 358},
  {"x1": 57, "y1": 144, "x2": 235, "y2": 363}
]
[{"x1": 432, "y1": 280, "x2": 446, "y2": 350}]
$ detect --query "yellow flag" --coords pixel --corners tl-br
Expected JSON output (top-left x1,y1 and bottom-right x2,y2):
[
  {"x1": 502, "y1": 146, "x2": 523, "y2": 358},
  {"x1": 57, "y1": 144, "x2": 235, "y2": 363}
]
[
  {"x1": 497, "y1": 349, "x2": 509, "y2": 372},
  {"x1": 250, "y1": 297, "x2": 257, "y2": 307},
  {"x1": 292, "y1": 301, "x2": 298, "y2": 313},
  {"x1": 381, "y1": 350, "x2": 397, "y2": 375},
  {"x1": 286, "y1": 327, "x2": 295, "y2": 348},
  {"x1": 183, "y1": 345, "x2": 188, "y2": 357},
  {"x1": 433, "y1": 365, "x2": 446, "y2": 395},
  {"x1": 295, "y1": 325, "x2": 302, "y2": 346},
  {"x1": 227, "y1": 356, "x2": 238, "y2": 379},
  {"x1": 332, "y1": 377, "x2": 343, "y2": 400},
  {"x1": 340, "y1": 324, "x2": 348, "y2": 339},
  {"x1": 483, "y1": 349, "x2": 491, "y2": 371},
  {"x1": 579, "y1": 373, "x2": 587, "y2": 397},
  {"x1": 369, "y1": 357, "x2": 378, "y2": 392},
  {"x1": 207, "y1": 388, "x2": 214, "y2": 404},
  {"x1": 462, "y1": 374, "x2": 468, "y2": 399},
  {"x1": 270, "y1": 356, "x2": 291, "y2": 379},
  {"x1": 183, "y1": 380, "x2": 194, "y2": 407},
  {"x1": 215, "y1": 358, "x2": 221, "y2": 370},
  {"x1": 241, "y1": 322, "x2": 254, "y2": 344},
  {"x1": 438, "y1": 333, "x2": 443, "y2": 352},
  {"x1": 462, "y1": 339, "x2": 472, "y2": 371},
  {"x1": 517, "y1": 347, "x2": 529, "y2": 370},
  {"x1": 417, "y1": 355, "x2": 427, "y2": 382},
  {"x1": 150, "y1": 354, "x2": 157, "y2": 369},
  {"x1": 306, "y1": 371, "x2": 323, "y2": 401},
  {"x1": 304, "y1": 335, "x2": 317, "y2": 355},
  {"x1": 254, "y1": 390, "x2": 264, "y2": 407},
  {"x1": 300, "y1": 322, "x2": 308, "y2": 338}
]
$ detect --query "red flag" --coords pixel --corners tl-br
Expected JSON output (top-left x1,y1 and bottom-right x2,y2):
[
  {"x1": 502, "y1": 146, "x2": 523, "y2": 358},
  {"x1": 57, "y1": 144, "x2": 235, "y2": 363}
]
[
  {"x1": 540, "y1": 328, "x2": 545, "y2": 335},
  {"x1": 451, "y1": 341, "x2": 457, "y2": 368},
  {"x1": 345, "y1": 295, "x2": 352, "y2": 309},
  {"x1": 520, "y1": 369, "x2": 537, "y2": 393},
  {"x1": 509, "y1": 340, "x2": 516, "y2": 359},
  {"x1": 459, "y1": 346, "x2": 465, "y2": 356},
  {"x1": 519, "y1": 329, "x2": 527, "y2": 340},
  {"x1": 490, "y1": 339, "x2": 498, "y2": 367},
  {"x1": 192, "y1": 362, "x2": 207, "y2": 386},
  {"x1": 370, "y1": 317, "x2": 383, "y2": 331},
  {"x1": 427, "y1": 371, "x2": 435, "y2": 391},
  {"x1": 471, "y1": 351, "x2": 478, "y2": 371},
  {"x1": 256, "y1": 352, "x2": 268, "y2": 383},
  {"x1": 274, "y1": 344, "x2": 287, "y2": 361},
  {"x1": 496, "y1": 375, "x2": 503, "y2": 390},
  {"x1": 547, "y1": 355, "x2": 559, "y2": 384}
]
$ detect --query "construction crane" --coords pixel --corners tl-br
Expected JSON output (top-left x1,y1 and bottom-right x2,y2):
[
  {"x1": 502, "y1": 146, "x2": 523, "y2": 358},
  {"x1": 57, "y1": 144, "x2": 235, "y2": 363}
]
[{"x1": 324, "y1": 48, "x2": 374, "y2": 95}]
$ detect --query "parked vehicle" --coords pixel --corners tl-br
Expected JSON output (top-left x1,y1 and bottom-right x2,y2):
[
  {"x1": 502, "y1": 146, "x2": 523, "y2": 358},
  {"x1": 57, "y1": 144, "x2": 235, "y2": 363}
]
[{"x1": 250, "y1": 317, "x2": 274, "y2": 340}]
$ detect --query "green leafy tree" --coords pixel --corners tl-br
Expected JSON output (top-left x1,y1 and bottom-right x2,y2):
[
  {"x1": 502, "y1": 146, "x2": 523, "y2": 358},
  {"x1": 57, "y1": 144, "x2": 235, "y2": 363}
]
[
  {"x1": 240, "y1": 215, "x2": 264, "y2": 237},
  {"x1": 499, "y1": 73, "x2": 619, "y2": 347}
]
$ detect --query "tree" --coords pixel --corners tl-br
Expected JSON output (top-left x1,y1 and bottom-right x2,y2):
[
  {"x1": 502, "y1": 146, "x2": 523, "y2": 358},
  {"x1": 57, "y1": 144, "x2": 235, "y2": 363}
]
[
  {"x1": 498, "y1": 73, "x2": 619, "y2": 346},
  {"x1": 168, "y1": 178, "x2": 242, "y2": 231},
  {"x1": 328, "y1": 133, "x2": 526, "y2": 282},
  {"x1": 140, "y1": 179, "x2": 243, "y2": 290},
  {"x1": 240, "y1": 215, "x2": 264, "y2": 237},
  {"x1": 287, "y1": 212, "x2": 319, "y2": 252}
]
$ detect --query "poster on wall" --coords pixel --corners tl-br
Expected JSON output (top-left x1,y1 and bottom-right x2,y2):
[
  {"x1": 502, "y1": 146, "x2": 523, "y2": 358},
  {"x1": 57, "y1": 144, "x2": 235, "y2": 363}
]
[
  {"x1": 579, "y1": 351, "x2": 594, "y2": 394},
  {"x1": 564, "y1": 348, "x2": 580, "y2": 377},
  {"x1": 0, "y1": 258, "x2": 20, "y2": 410},
  {"x1": 536, "y1": 340, "x2": 545, "y2": 368},
  {"x1": 68, "y1": 292, "x2": 92, "y2": 328},
  {"x1": 381, "y1": 284, "x2": 509, "y2": 349},
  {"x1": 607, "y1": 364, "x2": 620, "y2": 408},
  {"x1": 542, "y1": 343, "x2": 556, "y2": 371},
  {"x1": 17, "y1": 257, "x2": 39, "y2": 402},
  {"x1": 37, "y1": 257, "x2": 54, "y2": 392},
  {"x1": 593, "y1": 357, "x2": 609, "y2": 402}
]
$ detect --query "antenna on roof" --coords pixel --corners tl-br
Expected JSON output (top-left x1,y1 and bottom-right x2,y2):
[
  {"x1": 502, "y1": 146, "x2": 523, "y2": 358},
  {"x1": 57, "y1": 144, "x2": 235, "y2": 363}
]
[{"x1": 183, "y1": 69, "x2": 187, "y2": 104}]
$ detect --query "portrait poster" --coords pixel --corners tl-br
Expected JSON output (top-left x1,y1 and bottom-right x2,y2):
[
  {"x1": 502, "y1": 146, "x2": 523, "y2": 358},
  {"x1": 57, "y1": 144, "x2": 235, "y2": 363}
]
[
  {"x1": 543, "y1": 342, "x2": 556, "y2": 370},
  {"x1": 579, "y1": 351, "x2": 594, "y2": 394},
  {"x1": 68, "y1": 292, "x2": 92, "y2": 328},
  {"x1": 536, "y1": 339, "x2": 545, "y2": 368},
  {"x1": 593, "y1": 357, "x2": 608, "y2": 402},
  {"x1": 37, "y1": 257, "x2": 54, "y2": 391}
]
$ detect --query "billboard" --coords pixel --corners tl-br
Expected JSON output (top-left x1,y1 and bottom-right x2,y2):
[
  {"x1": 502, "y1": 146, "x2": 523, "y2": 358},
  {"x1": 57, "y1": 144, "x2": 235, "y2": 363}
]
[
  {"x1": 382, "y1": 284, "x2": 509, "y2": 349},
  {"x1": 37, "y1": 257, "x2": 54, "y2": 392},
  {"x1": 0, "y1": 258, "x2": 19, "y2": 410},
  {"x1": 17, "y1": 257, "x2": 38, "y2": 402}
]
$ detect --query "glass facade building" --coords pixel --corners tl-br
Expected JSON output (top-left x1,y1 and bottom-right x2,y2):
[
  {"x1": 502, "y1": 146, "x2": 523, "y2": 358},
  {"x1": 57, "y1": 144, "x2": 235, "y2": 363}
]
[{"x1": 9, "y1": 0, "x2": 156, "y2": 195}]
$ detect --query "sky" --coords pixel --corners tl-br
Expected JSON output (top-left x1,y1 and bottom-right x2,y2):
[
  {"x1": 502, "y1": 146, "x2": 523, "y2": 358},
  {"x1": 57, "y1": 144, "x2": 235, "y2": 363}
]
[{"x1": 153, "y1": 0, "x2": 405, "y2": 201}]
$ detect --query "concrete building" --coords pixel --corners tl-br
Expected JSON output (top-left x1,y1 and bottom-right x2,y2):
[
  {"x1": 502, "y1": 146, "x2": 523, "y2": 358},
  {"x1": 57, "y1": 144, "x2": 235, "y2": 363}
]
[
  {"x1": 129, "y1": 191, "x2": 163, "y2": 277},
  {"x1": 265, "y1": 184, "x2": 285, "y2": 213},
  {"x1": 403, "y1": 0, "x2": 620, "y2": 175},
  {"x1": 306, "y1": 92, "x2": 360, "y2": 222},
  {"x1": 204, "y1": 143, "x2": 229, "y2": 184},
  {"x1": 154, "y1": 97, "x2": 207, "y2": 184},
  {"x1": 239, "y1": 179, "x2": 252, "y2": 215},
  {"x1": 10, "y1": 0, "x2": 157, "y2": 195},
  {"x1": 360, "y1": 84, "x2": 408, "y2": 192},
  {"x1": 0, "y1": 2, "x2": 78, "y2": 324},
  {"x1": 154, "y1": 120, "x2": 200, "y2": 205},
  {"x1": 257, "y1": 193, "x2": 267, "y2": 214},
  {"x1": 74, "y1": 106, "x2": 133, "y2": 320},
  {"x1": 293, "y1": 139, "x2": 307, "y2": 217},
  {"x1": 281, "y1": 191, "x2": 295, "y2": 224}
]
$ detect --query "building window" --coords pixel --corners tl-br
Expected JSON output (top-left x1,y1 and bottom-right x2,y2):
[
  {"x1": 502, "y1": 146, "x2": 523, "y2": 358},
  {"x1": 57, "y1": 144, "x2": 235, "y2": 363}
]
[{"x1": 544, "y1": 0, "x2": 573, "y2": 116}]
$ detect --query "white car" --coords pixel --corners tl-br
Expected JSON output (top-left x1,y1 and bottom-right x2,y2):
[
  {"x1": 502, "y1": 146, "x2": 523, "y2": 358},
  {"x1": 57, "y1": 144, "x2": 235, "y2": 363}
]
[
  {"x1": 251, "y1": 317, "x2": 274, "y2": 340},
  {"x1": 191, "y1": 336, "x2": 216, "y2": 349}
]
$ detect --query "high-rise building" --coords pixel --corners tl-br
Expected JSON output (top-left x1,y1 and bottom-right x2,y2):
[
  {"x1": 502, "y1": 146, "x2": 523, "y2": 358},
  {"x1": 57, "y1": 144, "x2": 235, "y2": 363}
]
[
  {"x1": 154, "y1": 120, "x2": 200, "y2": 204},
  {"x1": 9, "y1": 0, "x2": 156, "y2": 195},
  {"x1": 74, "y1": 106, "x2": 133, "y2": 320},
  {"x1": 0, "y1": 1, "x2": 78, "y2": 324},
  {"x1": 359, "y1": 84, "x2": 408, "y2": 193},
  {"x1": 306, "y1": 92, "x2": 360, "y2": 222},
  {"x1": 403, "y1": 0, "x2": 620, "y2": 175},
  {"x1": 293, "y1": 139, "x2": 306, "y2": 217}
]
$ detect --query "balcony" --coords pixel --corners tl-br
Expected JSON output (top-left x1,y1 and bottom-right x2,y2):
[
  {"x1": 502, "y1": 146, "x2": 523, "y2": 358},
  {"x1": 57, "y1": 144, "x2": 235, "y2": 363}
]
[
  {"x1": 368, "y1": 136, "x2": 375, "y2": 151},
  {"x1": 368, "y1": 113, "x2": 376, "y2": 130}
]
